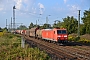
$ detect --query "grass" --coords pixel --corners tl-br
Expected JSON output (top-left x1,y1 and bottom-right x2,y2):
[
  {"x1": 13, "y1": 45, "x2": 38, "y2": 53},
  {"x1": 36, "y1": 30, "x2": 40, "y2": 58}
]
[
  {"x1": 0, "y1": 32, "x2": 3, "y2": 37},
  {"x1": 0, "y1": 33, "x2": 51, "y2": 60}
]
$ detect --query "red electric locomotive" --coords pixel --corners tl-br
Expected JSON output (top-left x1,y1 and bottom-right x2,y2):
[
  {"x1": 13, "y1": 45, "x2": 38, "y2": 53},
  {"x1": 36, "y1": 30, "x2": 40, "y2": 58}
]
[{"x1": 42, "y1": 28, "x2": 68, "y2": 43}]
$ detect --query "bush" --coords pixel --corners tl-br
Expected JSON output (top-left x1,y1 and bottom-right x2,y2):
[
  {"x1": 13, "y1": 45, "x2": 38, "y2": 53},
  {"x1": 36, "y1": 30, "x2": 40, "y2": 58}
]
[
  {"x1": 68, "y1": 35, "x2": 90, "y2": 43},
  {"x1": 74, "y1": 37, "x2": 80, "y2": 41},
  {"x1": 0, "y1": 32, "x2": 3, "y2": 37},
  {"x1": 78, "y1": 38, "x2": 90, "y2": 43}
]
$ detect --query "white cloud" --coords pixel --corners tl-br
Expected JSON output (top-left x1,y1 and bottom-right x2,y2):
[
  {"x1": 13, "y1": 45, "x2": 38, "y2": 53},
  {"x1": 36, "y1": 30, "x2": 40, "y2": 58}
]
[
  {"x1": 32, "y1": 7, "x2": 36, "y2": 13},
  {"x1": 0, "y1": 8, "x2": 3, "y2": 11},
  {"x1": 14, "y1": 0, "x2": 22, "y2": 10},
  {"x1": 38, "y1": 3, "x2": 45, "y2": 14},
  {"x1": 0, "y1": 1, "x2": 4, "y2": 11},
  {"x1": 0, "y1": 0, "x2": 35, "y2": 11},
  {"x1": 0, "y1": 0, "x2": 13, "y2": 11},
  {"x1": 67, "y1": 5, "x2": 80, "y2": 16},
  {"x1": 0, "y1": 4, "x2": 4, "y2": 11},
  {"x1": 70, "y1": 5, "x2": 79, "y2": 11},
  {"x1": 14, "y1": 0, "x2": 37, "y2": 16},
  {"x1": 64, "y1": 0, "x2": 68, "y2": 3},
  {"x1": 38, "y1": 3, "x2": 44, "y2": 9}
]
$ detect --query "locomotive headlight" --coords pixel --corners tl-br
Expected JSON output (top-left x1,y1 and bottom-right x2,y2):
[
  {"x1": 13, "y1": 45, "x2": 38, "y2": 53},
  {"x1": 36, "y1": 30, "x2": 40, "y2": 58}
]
[
  {"x1": 58, "y1": 36, "x2": 61, "y2": 37},
  {"x1": 64, "y1": 35, "x2": 67, "y2": 37}
]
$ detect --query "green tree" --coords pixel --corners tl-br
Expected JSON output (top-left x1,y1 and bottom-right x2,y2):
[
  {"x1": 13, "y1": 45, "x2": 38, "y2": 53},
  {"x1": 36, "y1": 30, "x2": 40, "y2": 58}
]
[
  {"x1": 80, "y1": 24, "x2": 86, "y2": 35},
  {"x1": 29, "y1": 22, "x2": 34, "y2": 29},
  {"x1": 2, "y1": 27, "x2": 8, "y2": 32},
  {"x1": 17, "y1": 25, "x2": 27, "y2": 30},
  {"x1": 53, "y1": 20, "x2": 63, "y2": 28},
  {"x1": 42, "y1": 24, "x2": 51, "y2": 29},
  {"x1": 62, "y1": 16, "x2": 78, "y2": 34},
  {"x1": 82, "y1": 9, "x2": 90, "y2": 34},
  {"x1": 29, "y1": 22, "x2": 40, "y2": 29}
]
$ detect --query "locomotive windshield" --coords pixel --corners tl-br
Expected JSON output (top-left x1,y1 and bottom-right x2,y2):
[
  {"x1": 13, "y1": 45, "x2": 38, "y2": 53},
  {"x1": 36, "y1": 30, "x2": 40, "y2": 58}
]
[{"x1": 57, "y1": 30, "x2": 66, "y2": 34}]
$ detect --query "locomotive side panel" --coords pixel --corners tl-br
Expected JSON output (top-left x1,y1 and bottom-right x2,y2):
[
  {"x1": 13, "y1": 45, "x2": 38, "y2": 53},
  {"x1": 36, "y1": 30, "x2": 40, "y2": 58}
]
[
  {"x1": 47, "y1": 30, "x2": 54, "y2": 41},
  {"x1": 53, "y1": 29, "x2": 58, "y2": 42},
  {"x1": 42, "y1": 29, "x2": 55, "y2": 41}
]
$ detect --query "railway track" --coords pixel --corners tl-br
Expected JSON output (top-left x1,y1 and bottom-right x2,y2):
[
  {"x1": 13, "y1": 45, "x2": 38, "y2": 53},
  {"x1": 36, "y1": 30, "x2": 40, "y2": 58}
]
[
  {"x1": 25, "y1": 37, "x2": 78, "y2": 60},
  {"x1": 24, "y1": 35, "x2": 90, "y2": 60},
  {"x1": 73, "y1": 46, "x2": 90, "y2": 52},
  {"x1": 57, "y1": 46, "x2": 90, "y2": 60},
  {"x1": 48, "y1": 42, "x2": 90, "y2": 60}
]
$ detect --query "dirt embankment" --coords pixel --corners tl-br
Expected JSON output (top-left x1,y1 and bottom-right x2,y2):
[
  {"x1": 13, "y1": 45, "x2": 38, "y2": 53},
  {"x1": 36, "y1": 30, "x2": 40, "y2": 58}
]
[{"x1": 80, "y1": 34, "x2": 90, "y2": 40}]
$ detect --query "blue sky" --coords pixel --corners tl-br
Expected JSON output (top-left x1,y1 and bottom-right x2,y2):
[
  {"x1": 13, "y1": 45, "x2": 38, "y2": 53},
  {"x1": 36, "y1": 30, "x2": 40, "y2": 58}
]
[{"x1": 0, "y1": 0, "x2": 90, "y2": 28}]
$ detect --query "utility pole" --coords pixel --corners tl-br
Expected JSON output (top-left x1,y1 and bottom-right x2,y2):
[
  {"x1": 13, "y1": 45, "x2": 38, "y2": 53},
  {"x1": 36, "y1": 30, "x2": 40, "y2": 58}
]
[
  {"x1": 46, "y1": 17, "x2": 48, "y2": 24},
  {"x1": 46, "y1": 15, "x2": 51, "y2": 24},
  {"x1": 36, "y1": 20, "x2": 37, "y2": 26},
  {"x1": 78, "y1": 10, "x2": 80, "y2": 37},
  {"x1": 11, "y1": 17, "x2": 12, "y2": 31},
  {"x1": 13, "y1": 6, "x2": 16, "y2": 31},
  {"x1": 8, "y1": 24, "x2": 10, "y2": 32},
  {"x1": 6, "y1": 19, "x2": 8, "y2": 30},
  {"x1": 21, "y1": 37, "x2": 25, "y2": 48}
]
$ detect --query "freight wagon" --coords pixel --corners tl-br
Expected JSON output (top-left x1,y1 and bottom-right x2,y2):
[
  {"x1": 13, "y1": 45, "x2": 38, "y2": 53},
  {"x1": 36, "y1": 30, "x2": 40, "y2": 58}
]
[
  {"x1": 36, "y1": 29, "x2": 42, "y2": 39},
  {"x1": 25, "y1": 30, "x2": 30, "y2": 36},
  {"x1": 29, "y1": 27, "x2": 39, "y2": 38}
]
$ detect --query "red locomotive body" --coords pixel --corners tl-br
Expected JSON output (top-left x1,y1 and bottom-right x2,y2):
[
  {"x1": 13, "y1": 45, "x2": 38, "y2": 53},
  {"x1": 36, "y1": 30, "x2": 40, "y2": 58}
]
[{"x1": 42, "y1": 28, "x2": 68, "y2": 43}]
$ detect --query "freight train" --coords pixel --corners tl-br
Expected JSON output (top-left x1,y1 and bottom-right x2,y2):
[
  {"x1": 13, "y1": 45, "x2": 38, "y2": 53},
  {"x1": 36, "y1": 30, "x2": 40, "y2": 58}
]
[{"x1": 14, "y1": 27, "x2": 68, "y2": 43}]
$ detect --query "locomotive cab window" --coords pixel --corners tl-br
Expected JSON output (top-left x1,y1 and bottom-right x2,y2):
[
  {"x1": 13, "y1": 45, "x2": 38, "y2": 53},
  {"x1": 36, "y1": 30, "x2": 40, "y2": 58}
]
[
  {"x1": 62, "y1": 30, "x2": 66, "y2": 34},
  {"x1": 57, "y1": 30, "x2": 66, "y2": 34},
  {"x1": 57, "y1": 30, "x2": 61, "y2": 34}
]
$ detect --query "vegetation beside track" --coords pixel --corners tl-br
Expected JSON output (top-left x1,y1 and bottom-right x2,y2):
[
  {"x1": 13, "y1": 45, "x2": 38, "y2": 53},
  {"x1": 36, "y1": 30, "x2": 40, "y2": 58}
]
[
  {"x1": 68, "y1": 34, "x2": 90, "y2": 44},
  {"x1": 0, "y1": 33, "x2": 51, "y2": 60}
]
